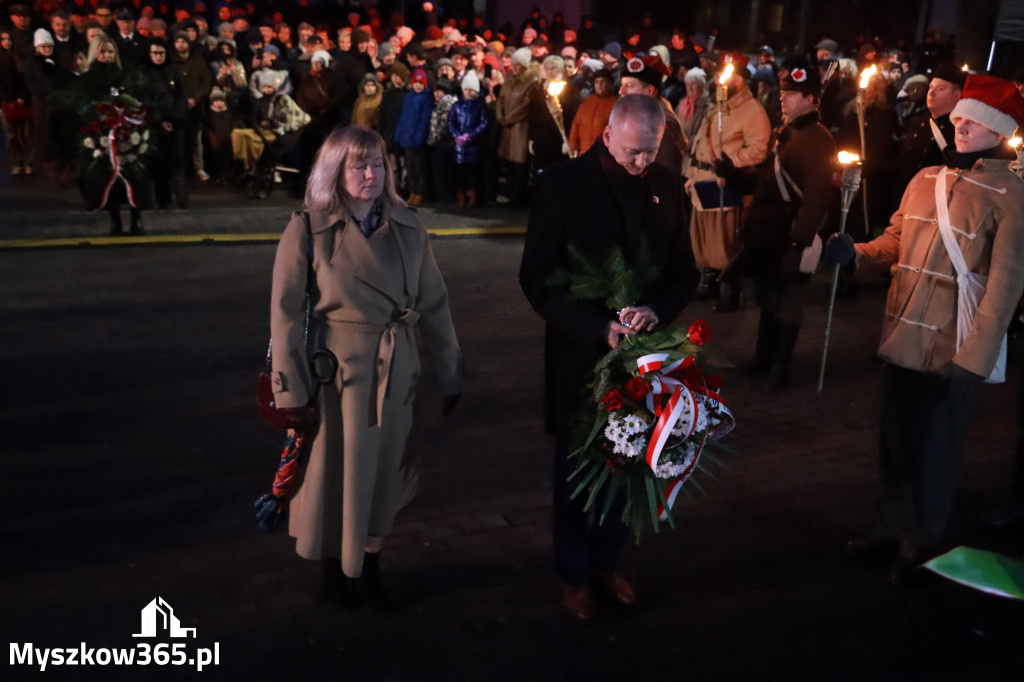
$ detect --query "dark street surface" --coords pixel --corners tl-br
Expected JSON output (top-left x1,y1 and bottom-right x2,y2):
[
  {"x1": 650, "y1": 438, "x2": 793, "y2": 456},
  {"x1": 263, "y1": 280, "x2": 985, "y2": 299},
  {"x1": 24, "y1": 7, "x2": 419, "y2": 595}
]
[{"x1": 2, "y1": 183, "x2": 1023, "y2": 681}]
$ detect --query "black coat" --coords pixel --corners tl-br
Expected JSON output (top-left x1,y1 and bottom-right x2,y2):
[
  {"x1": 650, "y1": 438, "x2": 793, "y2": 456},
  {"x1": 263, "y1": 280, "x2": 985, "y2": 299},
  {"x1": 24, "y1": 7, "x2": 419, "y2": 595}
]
[
  {"x1": 894, "y1": 111, "x2": 954, "y2": 193},
  {"x1": 520, "y1": 140, "x2": 700, "y2": 436}
]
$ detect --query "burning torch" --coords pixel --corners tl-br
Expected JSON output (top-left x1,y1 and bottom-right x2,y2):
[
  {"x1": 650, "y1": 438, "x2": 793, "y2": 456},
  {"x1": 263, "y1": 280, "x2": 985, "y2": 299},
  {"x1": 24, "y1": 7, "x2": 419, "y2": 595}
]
[
  {"x1": 716, "y1": 62, "x2": 735, "y2": 212},
  {"x1": 546, "y1": 79, "x2": 569, "y2": 156},
  {"x1": 855, "y1": 65, "x2": 876, "y2": 233},
  {"x1": 1009, "y1": 136, "x2": 1023, "y2": 178},
  {"x1": 818, "y1": 152, "x2": 864, "y2": 393}
]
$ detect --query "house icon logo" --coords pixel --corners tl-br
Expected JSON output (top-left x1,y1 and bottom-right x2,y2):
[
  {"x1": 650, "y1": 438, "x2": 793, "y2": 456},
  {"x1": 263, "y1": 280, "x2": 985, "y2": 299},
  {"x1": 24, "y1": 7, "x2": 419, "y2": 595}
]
[{"x1": 132, "y1": 597, "x2": 197, "y2": 638}]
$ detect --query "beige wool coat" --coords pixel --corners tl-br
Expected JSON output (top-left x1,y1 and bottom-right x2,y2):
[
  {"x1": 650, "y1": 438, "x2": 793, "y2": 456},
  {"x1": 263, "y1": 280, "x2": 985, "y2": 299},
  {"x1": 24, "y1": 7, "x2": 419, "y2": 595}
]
[
  {"x1": 496, "y1": 65, "x2": 539, "y2": 163},
  {"x1": 855, "y1": 159, "x2": 1024, "y2": 377},
  {"x1": 270, "y1": 204, "x2": 463, "y2": 577}
]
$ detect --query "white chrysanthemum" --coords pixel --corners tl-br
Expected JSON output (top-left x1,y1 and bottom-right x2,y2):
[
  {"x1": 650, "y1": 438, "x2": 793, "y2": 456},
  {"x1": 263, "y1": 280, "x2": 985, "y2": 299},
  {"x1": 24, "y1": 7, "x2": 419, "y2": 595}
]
[
  {"x1": 124, "y1": 153, "x2": 137, "y2": 163},
  {"x1": 623, "y1": 413, "x2": 648, "y2": 436},
  {"x1": 83, "y1": 137, "x2": 95, "y2": 149},
  {"x1": 99, "y1": 136, "x2": 110, "y2": 147},
  {"x1": 138, "y1": 143, "x2": 148, "y2": 154},
  {"x1": 143, "y1": 129, "x2": 150, "y2": 141},
  {"x1": 130, "y1": 132, "x2": 141, "y2": 145},
  {"x1": 656, "y1": 446, "x2": 698, "y2": 478},
  {"x1": 93, "y1": 149, "x2": 103, "y2": 158}
]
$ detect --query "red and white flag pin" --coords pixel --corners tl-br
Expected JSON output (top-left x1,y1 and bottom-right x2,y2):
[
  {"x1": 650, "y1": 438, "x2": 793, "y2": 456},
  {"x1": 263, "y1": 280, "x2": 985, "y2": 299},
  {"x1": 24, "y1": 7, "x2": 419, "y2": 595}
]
[{"x1": 652, "y1": 195, "x2": 660, "y2": 204}]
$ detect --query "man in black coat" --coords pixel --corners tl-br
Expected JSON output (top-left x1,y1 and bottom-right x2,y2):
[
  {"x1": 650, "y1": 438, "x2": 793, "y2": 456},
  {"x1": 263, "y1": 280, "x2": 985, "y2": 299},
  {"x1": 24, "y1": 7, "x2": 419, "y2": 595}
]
[
  {"x1": 893, "y1": 64, "x2": 966, "y2": 193},
  {"x1": 113, "y1": 9, "x2": 150, "y2": 69},
  {"x1": 520, "y1": 95, "x2": 700, "y2": 621}
]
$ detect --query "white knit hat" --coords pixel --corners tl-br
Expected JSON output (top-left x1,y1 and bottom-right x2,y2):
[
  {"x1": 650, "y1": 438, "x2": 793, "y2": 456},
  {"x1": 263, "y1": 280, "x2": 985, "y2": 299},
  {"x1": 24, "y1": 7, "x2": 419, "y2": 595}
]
[
  {"x1": 34, "y1": 28, "x2": 54, "y2": 47},
  {"x1": 311, "y1": 50, "x2": 331, "y2": 65},
  {"x1": 460, "y1": 70, "x2": 480, "y2": 92},
  {"x1": 511, "y1": 47, "x2": 532, "y2": 69}
]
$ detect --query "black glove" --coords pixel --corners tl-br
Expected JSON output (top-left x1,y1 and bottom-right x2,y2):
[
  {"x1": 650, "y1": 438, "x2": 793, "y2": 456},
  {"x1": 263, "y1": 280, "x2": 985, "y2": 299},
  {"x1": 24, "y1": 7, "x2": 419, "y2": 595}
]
[
  {"x1": 822, "y1": 233, "x2": 856, "y2": 266},
  {"x1": 713, "y1": 155, "x2": 739, "y2": 183},
  {"x1": 945, "y1": 364, "x2": 985, "y2": 402}
]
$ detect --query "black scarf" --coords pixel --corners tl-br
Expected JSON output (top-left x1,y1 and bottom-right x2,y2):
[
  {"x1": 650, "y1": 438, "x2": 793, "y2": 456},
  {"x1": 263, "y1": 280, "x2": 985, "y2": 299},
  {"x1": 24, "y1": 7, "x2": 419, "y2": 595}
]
[{"x1": 941, "y1": 142, "x2": 1016, "y2": 170}]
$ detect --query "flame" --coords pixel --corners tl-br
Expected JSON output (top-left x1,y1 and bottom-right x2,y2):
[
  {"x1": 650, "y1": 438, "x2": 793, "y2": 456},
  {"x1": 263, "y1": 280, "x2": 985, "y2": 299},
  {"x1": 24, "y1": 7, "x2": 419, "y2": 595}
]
[
  {"x1": 837, "y1": 151, "x2": 861, "y2": 165},
  {"x1": 546, "y1": 80, "x2": 566, "y2": 97},
  {"x1": 720, "y1": 63, "x2": 734, "y2": 84},
  {"x1": 1009, "y1": 136, "x2": 1022, "y2": 149},
  {"x1": 859, "y1": 65, "x2": 878, "y2": 89},
  {"x1": 962, "y1": 64, "x2": 969, "y2": 72}
]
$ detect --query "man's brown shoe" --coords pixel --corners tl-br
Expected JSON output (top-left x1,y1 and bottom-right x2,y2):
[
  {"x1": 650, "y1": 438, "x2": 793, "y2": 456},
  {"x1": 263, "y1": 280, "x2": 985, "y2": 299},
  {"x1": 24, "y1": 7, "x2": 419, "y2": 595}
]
[
  {"x1": 561, "y1": 584, "x2": 596, "y2": 621},
  {"x1": 597, "y1": 571, "x2": 637, "y2": 605}
]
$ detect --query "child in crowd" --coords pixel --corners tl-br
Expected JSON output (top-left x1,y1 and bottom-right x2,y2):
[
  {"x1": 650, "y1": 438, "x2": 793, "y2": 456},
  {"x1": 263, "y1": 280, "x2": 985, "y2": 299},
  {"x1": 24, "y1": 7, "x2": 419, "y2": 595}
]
[
  {"x1": 205, "y1": 87, "x2": 237, "y2": 185},
  {"x1": 427, "y1": 80, "x2": 459, "y2": 203},
  {"x1": 352, "y1": 73, "x2": 382, "y2": 129},
  {"x1": 447, "y1": 71, "x2": 491, "y2": 207},
  {"x1": 393, "y1": 68, "x2": 434, "y2": 204},
  {"x1": 378, "y1": 61, "x2": 410, "y2": 193}
]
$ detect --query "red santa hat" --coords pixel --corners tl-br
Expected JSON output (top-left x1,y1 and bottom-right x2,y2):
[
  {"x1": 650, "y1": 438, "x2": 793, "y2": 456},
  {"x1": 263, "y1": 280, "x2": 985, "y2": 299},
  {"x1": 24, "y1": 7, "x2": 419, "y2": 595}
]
[{"x1": 950, "y1": 73, "x2": 1024, "y2": 139}]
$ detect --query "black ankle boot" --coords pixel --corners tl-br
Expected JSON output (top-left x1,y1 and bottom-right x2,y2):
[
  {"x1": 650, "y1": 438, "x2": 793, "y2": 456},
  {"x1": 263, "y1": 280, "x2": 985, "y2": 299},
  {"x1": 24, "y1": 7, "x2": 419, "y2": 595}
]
[
  {"x1": 322, "y1": 558, "x2": 361, "y2": 608},
  {"x1": 109, "y1": 207, "x2": 124, "y2": 236},
  {"x1": 357, "y1": 552, "x2": 399, "y2": 612},
  {"x1": 739, "y1": 311, "x2": 779, "y2": 375},
  {"x1": 129, "y1": 209, "x2": 145, "y2": 235},
  {"x1": 695, "y1": 269, "x2": 721, "y2": 301},
  {"x1": 768, "y1": 323, "x2": 801, "y2": 390}
]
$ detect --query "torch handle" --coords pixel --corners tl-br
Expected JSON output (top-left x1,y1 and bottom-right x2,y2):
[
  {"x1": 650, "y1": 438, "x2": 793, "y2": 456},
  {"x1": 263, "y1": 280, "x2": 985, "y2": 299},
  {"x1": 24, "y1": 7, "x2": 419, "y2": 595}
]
[{"x1": 817, "y1": 207, "x2": 851, "y2": 393}]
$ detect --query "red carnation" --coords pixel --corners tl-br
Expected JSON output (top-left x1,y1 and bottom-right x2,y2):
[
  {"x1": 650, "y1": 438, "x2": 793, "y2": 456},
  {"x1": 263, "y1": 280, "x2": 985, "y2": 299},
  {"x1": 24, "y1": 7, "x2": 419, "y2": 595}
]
[
  {"x1": 600, "y1": 388, "x2": 624, "y2": 412},
  {"x1": 688, "y1": 320, "x2": 711, "y2": 345},
  {"x1": 625, "y1": 377, "x2": 650, "y2": 402}
]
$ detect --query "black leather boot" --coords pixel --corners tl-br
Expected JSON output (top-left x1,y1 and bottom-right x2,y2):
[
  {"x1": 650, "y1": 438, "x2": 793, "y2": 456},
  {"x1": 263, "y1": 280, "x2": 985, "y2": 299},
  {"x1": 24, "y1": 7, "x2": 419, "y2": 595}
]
[
  {"x1": 129, "y1": 209, "x2": 145, "y2": 235},
  {"x1": 768, "y1": 323, "x2": 801, "y2": 390},
  {"x1": 695, "y1": 268, "x2": 721, "y2": 300},
  {"x1": 108, "y1": 206, "x2": 124, "y2": 236},
  {"x1": 356, "y1": 552, "x2": 399, "y2": 612},
  {"x1": 739, "y1": 311, "x2": 778, "y2": 375},
  {"x1": 321, "y1": 558, "x2": 361, "y2": 608}
]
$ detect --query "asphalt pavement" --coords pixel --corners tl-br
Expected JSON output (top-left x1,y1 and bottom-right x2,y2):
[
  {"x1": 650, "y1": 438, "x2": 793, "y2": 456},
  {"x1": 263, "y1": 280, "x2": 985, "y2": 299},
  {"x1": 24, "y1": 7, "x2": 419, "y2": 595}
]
[{"x1": 2, "y1": 172, "x2": 1024, "y2": 681}]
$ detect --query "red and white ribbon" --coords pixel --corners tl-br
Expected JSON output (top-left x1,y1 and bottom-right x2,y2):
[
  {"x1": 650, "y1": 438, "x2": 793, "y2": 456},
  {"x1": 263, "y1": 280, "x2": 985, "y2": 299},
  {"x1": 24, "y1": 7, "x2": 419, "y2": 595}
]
[{"x1": 99, "y1": 127, "x2": 137, "y2": 209}]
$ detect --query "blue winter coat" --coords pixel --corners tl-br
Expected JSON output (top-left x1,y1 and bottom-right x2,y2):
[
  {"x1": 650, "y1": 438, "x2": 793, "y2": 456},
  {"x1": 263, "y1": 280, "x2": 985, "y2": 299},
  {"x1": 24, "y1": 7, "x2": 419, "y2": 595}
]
[
  {"x1": 393, "y1": 88, "x2": 434, "y2": 150},
  {"x1": 448, "y1": 96, "x2": 491, "y2": 164}
]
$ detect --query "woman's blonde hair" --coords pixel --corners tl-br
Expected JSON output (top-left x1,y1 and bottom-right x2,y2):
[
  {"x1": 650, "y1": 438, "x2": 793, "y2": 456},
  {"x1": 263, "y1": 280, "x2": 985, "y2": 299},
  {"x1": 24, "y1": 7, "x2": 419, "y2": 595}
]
[
  {"x1": 305, "y1": 126, "x2": 403, "y2": 213},
  {"x1": 86, "y1": 34, "x2": 121, "y2": 70}
]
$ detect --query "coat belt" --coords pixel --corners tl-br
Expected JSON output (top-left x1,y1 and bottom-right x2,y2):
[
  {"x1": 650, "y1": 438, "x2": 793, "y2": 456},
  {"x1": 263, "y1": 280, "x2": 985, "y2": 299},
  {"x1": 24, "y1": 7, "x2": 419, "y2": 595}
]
[{"x1": 325, "y1": 310, "x2": 421, "y2": 426}]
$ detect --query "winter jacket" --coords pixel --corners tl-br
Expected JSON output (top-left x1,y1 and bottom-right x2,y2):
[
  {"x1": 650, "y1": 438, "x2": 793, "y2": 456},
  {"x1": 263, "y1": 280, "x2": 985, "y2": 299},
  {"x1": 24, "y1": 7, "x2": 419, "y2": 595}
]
[
  {"x1": 378, "y1": 86, "x2": 407, "y2": 152},
  {"x1": 394, "y1": 88, "x2": 434, "y2": 150},
  {"x1": 687, "y1": 86, "x2": 771, "y2": 192},
  {"x1": 448, "y1": 96, "x2": 491, "y2": 164},
  {"x1": 295, "y1": 68, "x2": 336, "y2": 120},
  {"x1": 171, "y1": 50, "x2": 212, "y2": 102},
  {"x1": 568, "y1": 91, "x2": 617, "y2": 157},
  {"x1": 496, "y1": 65, "x2": 539, "y2": 163},
  {"x1": 250, "y1": 66, "x2": 293, "y2": 98},
  {"x1": 855, "y1": 158, "x2": 1024, "y2": 377},
  {"x1": 428, "y1": 94, "x2": 457, "y2": 145}
]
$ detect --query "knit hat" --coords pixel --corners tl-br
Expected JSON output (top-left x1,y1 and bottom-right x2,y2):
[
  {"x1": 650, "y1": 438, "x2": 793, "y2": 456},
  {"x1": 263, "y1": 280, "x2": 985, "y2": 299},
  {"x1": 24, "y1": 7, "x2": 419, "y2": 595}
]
[
  {"x1": 684, "y1": 67, "x2": 707, "y2": 86},
  {"x1": 311, "y1": 50, "x2": 331, "y2": 65},
  {"x1": 262, "y1": 44, "x2": 280, "y2": 58},
  {"x1": 210, "y1": 87, "x2": 227, "y2": 102},
  {"x1": 815, "y1": 39, "x2": 838, "y2": 54},
  {"x1": 932, "y1": 63, "x2": 967, "y2": 90},
  {"x1": 390, "y1": 61, "x2": 410, "y2": 81},
  {"x1": 461, "y1": 70, "x2": 480, "y2": 92},
  {"x1": 378, "y1": 41, "x2": 395, "y2": 58},
  {"x1": 601, "y1": 41, "x2": 622, "y2": 61},
  {"x1": 410, "y1": 68, "x2": 428, "y2": 86},
  {"x1": 752, "y1": 66, "x2": 777, "y2": 87},
  {"x1": 425, "y1": 25, "x2": 444, "y2": 41},
  {"x1": 950, "y1": 73, "x2": 1024, "y2": 139},
  {"x1": 511, "y1": 46, "x2": 532, "y2": 68},
  {"x1": 522, "y1": 27, "x2": 537, "y2": 44},
  {"x1": 903, "y1": 74, "x2": 929, "y2": 89},
  {"x1": 780, "y1": 64, "x2": 822, "y2": 98},
  {"x1": 217, "y1": 22, "x2": 233, "y2": 35},
  {"x1": 436, "y1": 57, "x2": 454, "y2": 69},
  {"x1": 581, "y1": 58, "x2": 603, "y2": 74},
  {"x1": 137, "y1": 16, "x2": 152, "y2": 31},
  {"x1": 33, "y1": 28, "x2": 54, "y2": 47},
  {"x1": 623, "y1": 54, "x2": 670, "y2": 88}
]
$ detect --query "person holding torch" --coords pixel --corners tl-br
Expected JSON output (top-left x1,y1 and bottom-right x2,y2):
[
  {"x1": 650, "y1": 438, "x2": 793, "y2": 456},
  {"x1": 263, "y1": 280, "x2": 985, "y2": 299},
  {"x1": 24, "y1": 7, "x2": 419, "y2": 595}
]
[
  {"x1": 823, "y1": 74, "x2": 1024, "y2": 586},
  {"x1": 684, "y1": 53, "x2": 771, "y2": 311}
]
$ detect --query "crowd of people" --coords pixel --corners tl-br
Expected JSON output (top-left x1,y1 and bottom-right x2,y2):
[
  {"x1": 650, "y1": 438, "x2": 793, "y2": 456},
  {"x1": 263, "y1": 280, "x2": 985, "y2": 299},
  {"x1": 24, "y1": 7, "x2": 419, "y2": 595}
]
[{"x1": 4, "y1": 2, "x2": 1015, "y2": 232}]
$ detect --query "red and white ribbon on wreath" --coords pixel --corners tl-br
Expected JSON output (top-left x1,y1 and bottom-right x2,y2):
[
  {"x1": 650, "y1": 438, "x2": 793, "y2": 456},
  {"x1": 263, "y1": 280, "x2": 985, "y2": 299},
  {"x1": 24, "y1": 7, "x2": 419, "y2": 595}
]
[
  {"x1": 99, "y1": 127, "x2": 137, "y2": 209},
  {"x1": 636, "y1": 353, "x2": 698, "y2": 472}
]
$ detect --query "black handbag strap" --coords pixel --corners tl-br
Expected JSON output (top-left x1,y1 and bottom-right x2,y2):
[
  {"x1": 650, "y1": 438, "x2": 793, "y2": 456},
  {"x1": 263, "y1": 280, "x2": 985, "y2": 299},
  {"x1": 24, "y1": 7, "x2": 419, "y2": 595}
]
[{"x1": 265, "y1": 212, "x2": 315, "y2": 366}]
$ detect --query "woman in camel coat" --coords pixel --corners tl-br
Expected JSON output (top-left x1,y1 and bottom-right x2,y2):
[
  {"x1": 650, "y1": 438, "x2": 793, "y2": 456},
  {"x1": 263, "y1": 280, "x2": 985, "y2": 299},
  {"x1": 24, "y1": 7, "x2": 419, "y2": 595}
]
[{"x1": 270, "y1": 126, "x2": 463, "y2": 609}]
